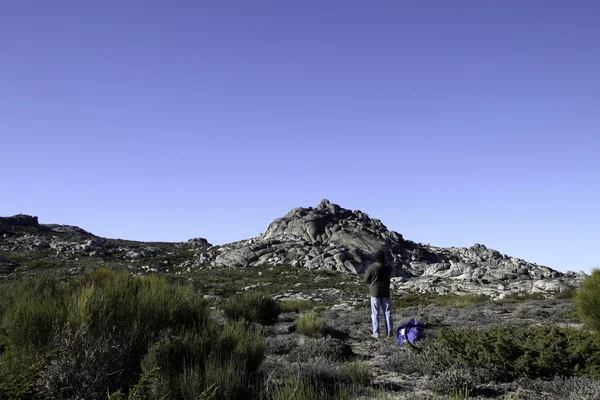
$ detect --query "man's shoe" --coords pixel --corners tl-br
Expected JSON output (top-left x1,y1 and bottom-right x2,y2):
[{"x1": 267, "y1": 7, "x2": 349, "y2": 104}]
[{"x1": 372, "y1": 333, "x2": 379, "y2": 338}]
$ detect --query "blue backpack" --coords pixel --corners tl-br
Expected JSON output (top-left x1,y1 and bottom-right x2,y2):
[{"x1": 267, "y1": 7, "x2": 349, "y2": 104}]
[{"x1": 396, "y1": 318, "x2": 425, "y2": 345}]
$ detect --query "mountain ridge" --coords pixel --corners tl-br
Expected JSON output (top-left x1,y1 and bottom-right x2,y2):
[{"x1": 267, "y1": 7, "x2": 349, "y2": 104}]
[{"x1": 0, "y1": 200, "x2": 586, "y2": 298}]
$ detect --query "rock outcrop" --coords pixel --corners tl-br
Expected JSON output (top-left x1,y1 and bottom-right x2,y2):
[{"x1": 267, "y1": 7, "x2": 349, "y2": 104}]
[
  {"x1": 215, "y1": 199, "x2": 404, "y2": 273},
  {"x1": 0, "y1": 214, "x2": 214, "y2": 281},
  {"x1": 0, "y1": 203, "x2": 587, "y2": 297},
  {"x1": 214, "y1": 199, "x2": 587, "y2": 297}
]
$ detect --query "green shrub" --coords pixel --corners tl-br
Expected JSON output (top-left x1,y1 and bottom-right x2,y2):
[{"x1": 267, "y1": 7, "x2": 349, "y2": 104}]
[
  {"x1": 556, "y1": 286, "x2": 577, "y2": 300},
  {"x1": 451, "y1": 385, "x2": 471, "y2": 400},
  {"x1": 271, "y1": 375, "x2": 326, "y2": 400},
  {"x1": 297, "y1": 311, "x2": 327, "y2": 337},
  {"x1": 519, "y1": 376, "x2": 600, "y2": 399},
  {"x1": 270, "y1": 374, "x2": 363, "y2": 400},
  {"x1": 0, "y1": 276, "x2": 67, "y2": 351},
  {"x1": 575, "y1": 269, "x2": 600, "y2": 334},
  {"x1": 428, "y1": 368, "x2": 475, "y2": 395},
  {"x1": 142, "y1": 320, "x2": 266, "y2": 400},
  {"x1": 223, "y1": 291, "x2": 281, "y2": 325},
  {"x1": 561, "y1": 309, "x2": 580, "y2": 319},
  {"x1": 279, "y1": 299, "x2": 324, "y2": 313},
  {"x1": 291, "y1": 337, "x2": 354, "y2": 362},
  {"x1": 399, "y1": 325, "x2": 600, "y2": 383},
  {"x1": 393, "y1": 292, "x2": 489, "y2": 308},
  {"x1": 313, "y1": 305, "x2": 327, "y2": 314},
  {"x1": 0, "y1": 276, "x2": 68, "y2": 391},
  {"x1": 0, "y1": 269, "x2": 224, "y2": 399},
  {"x1": 341, "y1": 360, "x2": 372, "y2": 386},
  {"x1": 39, "y1": 269, "x2": 210, "y2": 399},
  {"x1": 0, "y1": 357, "x2": 48, "y2": 400},
  {"x1": 108, "y1": 368, "x2": 158, "y2": 400},
  {"x1": 498, "y1": 292, "x2": 546, "y2": 304},
  {"x1": 393, "y1": 292, "x2": 436, "y2": 308},
  {"x1": 434, "y1": 293, "x2": 489, "y2": 307},
  {"x1": 266, "y1": 334, "x2": 297, "y2": 355},
  {"x1": 66, "y1": 268, "x2": 209, "y2": 346}
]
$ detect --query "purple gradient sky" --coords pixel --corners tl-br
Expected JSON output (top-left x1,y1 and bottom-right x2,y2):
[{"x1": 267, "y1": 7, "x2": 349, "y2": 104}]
[{"x1": 2, "y1": 1, "x2": 599, "y2": 273}]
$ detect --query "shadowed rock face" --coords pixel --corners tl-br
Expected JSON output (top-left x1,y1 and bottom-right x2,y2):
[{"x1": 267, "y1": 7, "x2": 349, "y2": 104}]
[
  {"x1": 214, "y1": 199, "x2": 586, "y2": 297},
  {"x1": 0, "y1": 215, "x2": 40, "y2": 235}
]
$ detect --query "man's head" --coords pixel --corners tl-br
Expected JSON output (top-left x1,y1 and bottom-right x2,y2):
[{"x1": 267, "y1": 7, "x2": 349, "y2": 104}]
[{"x1": 375, "y1": 250, "x2": 387, "y2": 263}]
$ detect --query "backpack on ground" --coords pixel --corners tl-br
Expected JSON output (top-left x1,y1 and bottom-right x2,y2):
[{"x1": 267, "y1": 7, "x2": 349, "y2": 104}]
[{"x1": 396, "y1": 318, "x2": 425, "y2": 345}]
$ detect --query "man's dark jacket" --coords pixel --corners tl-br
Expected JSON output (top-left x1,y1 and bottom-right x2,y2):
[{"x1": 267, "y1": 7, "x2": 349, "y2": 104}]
[{"x1": 363, "y1": 261, "x2": 392, "y2": 298}]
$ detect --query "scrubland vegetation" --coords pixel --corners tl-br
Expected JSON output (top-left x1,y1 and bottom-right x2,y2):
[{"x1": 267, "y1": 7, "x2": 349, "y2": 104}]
[{"x1": 1, "y1": 268, "x2": 600, "y2": 399}]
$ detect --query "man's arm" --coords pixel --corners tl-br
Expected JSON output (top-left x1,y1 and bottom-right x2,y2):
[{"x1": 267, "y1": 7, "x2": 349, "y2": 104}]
[{"x1": 363, "y1": 266, "x2": 373, "y2": 284}]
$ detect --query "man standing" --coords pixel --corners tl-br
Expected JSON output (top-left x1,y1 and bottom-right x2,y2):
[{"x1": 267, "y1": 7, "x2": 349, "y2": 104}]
[{"x1": 363, "y1": 250, "x2": 393, "y2": 338}]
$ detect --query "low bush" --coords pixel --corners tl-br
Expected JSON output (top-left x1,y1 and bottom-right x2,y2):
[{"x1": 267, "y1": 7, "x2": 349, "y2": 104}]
[
  {"x1": 519, "y1": 376, "x2": 600, "y2": 400},
  {"x1": 266, "y1": 334, "x2": 298, "y2": 355},
  {"x1": 556, "y1": 286, "x2": 578, "y2": 300},
  {"x1": 392, "y1": 292, "x2": 437, "y2": 308},
  {"x1": 269, "y1": 371, "x2": 367, "y2": 400},
  {"x1": 223, "y1": 291, "x2": 281, "y2": 325},
  {"x1": 393, "y1": 292, "x2": 489, "y2": 309},
  {"x1": 392, "y1": 325, "x2": 600, "y2": 384},
  {"x1": 498, "y1": 292, "x2": 546, "y2": 303},
  {"x1": 278, "y1": 300, "x2": 333, "y2": 314},
  {"x1": 313, "y1": 305, "x2": 327, "y2": 314},
  {"x1": 296, "y1": 311, "x2": 327, "y2": 337},
  {"x1": 434, "y1": 293, "x2": 490, "y2": 308},
  {"x1": 279, "y1": 299, "x2": 320, "y2": 313},
  {"x1": 0, "y1": 269, "x2": 267, "y2": 400},
  {"x1": 341, "y1": 360, "x2": 372, "y2": 386},
  {"x1": 575, "y1": 269, "x2": 600, "y2": 334},
  {"x1": 514, "y1": 304, "x2": 551, "y2": 319},
  {"x1": 142, "y1": 320, "x2": 265, "y2": 399},
  {"x1": 387, "y1": 347, "x2": 438, "y2": 376},
  {"x1": 270, "y1": 374, "x2": 327, "y2": 400},
  {"x1": 0, "y1": 275, "x2": 67, "y2": 351},
  {"x1": 427, "y1": 368, "x2": 476, "y2": 395},
  {"x1": 291, "y1": 337, "x2": 354, "y2": 362},
  {"x1": 39, "y1": 269, "x2": 210, "y2": 399}
]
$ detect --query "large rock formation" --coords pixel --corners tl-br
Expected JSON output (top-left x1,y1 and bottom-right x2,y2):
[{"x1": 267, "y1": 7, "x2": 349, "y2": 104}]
[
  {"x1": 215, "y1": 199, "x2": 404, "y2": 273},
  {"x1": 214, "y1": 199, "x2": 586, "y2": 297},
  {"x1": 0, "y1": 202, "x2": 587, "y2": 297}
]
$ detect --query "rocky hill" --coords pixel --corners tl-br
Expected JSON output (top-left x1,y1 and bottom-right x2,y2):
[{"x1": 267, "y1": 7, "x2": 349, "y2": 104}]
[
  {"x1": 214, "y1": 200, "x2": 585, "y2": 298},
  {"x1": 0, "y1": 200, "x2": 586, "y2": 298},
  {"x1": 0, "y1": 213, "x2": 212, "y2": 279}
]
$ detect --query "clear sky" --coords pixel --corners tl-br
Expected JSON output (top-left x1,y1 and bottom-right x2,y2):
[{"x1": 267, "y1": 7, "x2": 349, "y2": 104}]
[{"x1": 2, "y1": 1, "x2": 598, "y2": 273}]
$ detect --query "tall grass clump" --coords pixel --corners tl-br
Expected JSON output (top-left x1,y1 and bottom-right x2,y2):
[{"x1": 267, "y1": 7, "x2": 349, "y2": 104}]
[
  {"x1": 36, "y1": 269, "x2": 211, "y2": 399},
  {"x1": 296, "y1": 311, "x2": 327, "y2": 337},
  {"x1": 223, "y1": 291, "x2": 281, "y2": 325},
  {"x1": 292, "y1": 337, "x2": 354, "y2": 362},
  {"x1": 341, "y1": 360, "x2": 372, "y2": 386},
  {"x1": 0, "y1": 269, "x2": 268, "y2": 400},
  {"x1": 574, "y1": 269, "x2": 600, "y2": 334},
  {"x1": 270, "y1": 374, "x2": 365, "y2": 400},
  {"x1": 279, "y1": 299, "x2": 325, "y2": 313},
  {"x1": 0, "y1": 275, "x2": 67, "y2": 351},
  {"x1": 66, "y1": 268, "x2": 209, "y2": 347},
  {"x1": 142, "y1": 320, "x2": 266, "y2": 399},
  {"x1": 271, "y1": 375, "x2": 327, "y2": 400},
  {"x1": 0, "y1": 275, "x2": 68, "y2": 394}
]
